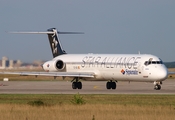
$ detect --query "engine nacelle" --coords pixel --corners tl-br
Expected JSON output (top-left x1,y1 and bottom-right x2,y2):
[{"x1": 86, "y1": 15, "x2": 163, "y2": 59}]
[
  {"x1": 55, "y1": 60, "x2": 65, "y2": 70},
  {"x1": 42, "y1": 60, "x2": 66, "y2": 72}
]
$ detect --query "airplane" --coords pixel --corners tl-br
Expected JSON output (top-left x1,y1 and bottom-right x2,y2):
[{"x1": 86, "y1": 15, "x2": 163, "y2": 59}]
[{"x1": 0, "y1": 28, "x2": 171, "y2": 90}]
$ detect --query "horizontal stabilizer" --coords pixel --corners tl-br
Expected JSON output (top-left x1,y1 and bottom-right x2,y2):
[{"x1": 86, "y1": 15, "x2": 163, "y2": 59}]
[
  {"x1": 8, "y1": 31, "x2": 54, "y2": 34},
  {"x1": 8, "y1": 31, "x2": 84, "y2": 34}
]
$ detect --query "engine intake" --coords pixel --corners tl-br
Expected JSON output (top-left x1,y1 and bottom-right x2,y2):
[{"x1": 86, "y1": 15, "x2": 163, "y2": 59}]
[{"x1": 55, "y1": 60, "x2": 65, "y2": 70}]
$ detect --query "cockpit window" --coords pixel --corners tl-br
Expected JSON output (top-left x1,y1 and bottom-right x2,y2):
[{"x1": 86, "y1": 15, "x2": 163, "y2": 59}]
[
  {"x1": 144, "y1": 61, "x2": 148, "y2": 65},
  {"x1": 144, "y1": 60, "x2": 163, "y2": 66},
  {"x1": 159, "y1": 58, "x2": 163, "y2": 64},
  {"x1": 156, "y1": 61, "x2": 163, "y2": 64}
]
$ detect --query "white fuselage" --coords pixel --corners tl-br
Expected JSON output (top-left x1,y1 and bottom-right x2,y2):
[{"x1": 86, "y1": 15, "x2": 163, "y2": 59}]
[{"x1": 43, "y1": 54, "x2": 168, "y2": 82}]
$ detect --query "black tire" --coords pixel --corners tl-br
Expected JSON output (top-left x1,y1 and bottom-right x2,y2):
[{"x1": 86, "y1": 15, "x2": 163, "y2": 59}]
[
  {"x1": 77, "y1": 82, "x2": 82, "y2": 89},
  {"x1": 158, "y1": 85, "x2": 161, "y2": 90},
  {"x1": 111, "y1": 82, "x2": 116, "y2": 89},
  {"x1": 106, "y1": 82, "x2": 111, "y2": 89},
  {"x1": 154, "y1": 85, "x2": 161, "y2": 90},
  {"x1": 72, "y1": 82, "x2": 77, "y2": 89}
]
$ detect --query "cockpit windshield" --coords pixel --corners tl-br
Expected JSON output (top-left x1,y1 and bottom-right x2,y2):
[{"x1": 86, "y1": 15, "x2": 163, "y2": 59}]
[{"x1": 144, "y1": 58, "x2": 163, "y2": 66}]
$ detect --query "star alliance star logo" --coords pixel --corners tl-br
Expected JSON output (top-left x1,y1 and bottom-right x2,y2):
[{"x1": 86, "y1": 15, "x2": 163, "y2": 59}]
[
  {"x1": 51, "y1": 35, "x2": 58, "y2": 54},
  {"x1": 121, "y1": 69, "x2": 125, "y2": 75}
]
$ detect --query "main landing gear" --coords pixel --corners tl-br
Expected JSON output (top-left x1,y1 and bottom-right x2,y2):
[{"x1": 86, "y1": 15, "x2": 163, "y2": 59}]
[
  {"x1": 72, "y1": 77, "x2": 82, "y2": 89},
  {"x1": 106, "y1": 80, "x2": 117, "y2": 89},
  {"x1": 71, "y1": 78, "x2": 117, "y2": 90},
  {"x1": 154, "y1": 81, "x2": 162, "y2": 90}
]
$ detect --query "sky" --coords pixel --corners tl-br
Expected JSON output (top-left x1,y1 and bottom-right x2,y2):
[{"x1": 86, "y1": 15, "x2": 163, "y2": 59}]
[{"x1": 0, "y1": 0, "x2": 175, "y2": 62}]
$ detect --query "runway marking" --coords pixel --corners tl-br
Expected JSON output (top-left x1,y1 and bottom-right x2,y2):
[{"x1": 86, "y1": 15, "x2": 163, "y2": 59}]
[{"x1": 93, "y1": 86, "x2": 101, "y2": 90}]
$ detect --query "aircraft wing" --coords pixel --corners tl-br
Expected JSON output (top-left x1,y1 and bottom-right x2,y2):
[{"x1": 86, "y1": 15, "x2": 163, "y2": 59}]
[{"x1": 0, "y1": 71, "x2": 95, "y2": 78}]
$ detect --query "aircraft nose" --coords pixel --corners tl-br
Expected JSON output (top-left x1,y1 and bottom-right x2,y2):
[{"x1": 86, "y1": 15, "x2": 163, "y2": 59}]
[{"x1": 157, "y1": 66, "x2": 168, "y2": 80}]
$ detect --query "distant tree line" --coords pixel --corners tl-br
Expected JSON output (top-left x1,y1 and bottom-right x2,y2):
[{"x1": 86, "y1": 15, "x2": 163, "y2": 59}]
[{"x1": 164, "y1": 62, "x2": 175, "y2": 68}]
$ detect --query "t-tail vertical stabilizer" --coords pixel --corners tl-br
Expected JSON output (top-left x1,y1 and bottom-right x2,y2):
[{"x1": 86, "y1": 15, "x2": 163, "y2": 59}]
[{"x1": 47, "y1": 28, "x2": 66, "y2": 58}]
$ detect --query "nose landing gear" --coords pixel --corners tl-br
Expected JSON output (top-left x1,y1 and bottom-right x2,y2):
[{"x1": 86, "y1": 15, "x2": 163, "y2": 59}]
[{"x1": 154, "y1": 81, "x2": 162, "y2": 90}]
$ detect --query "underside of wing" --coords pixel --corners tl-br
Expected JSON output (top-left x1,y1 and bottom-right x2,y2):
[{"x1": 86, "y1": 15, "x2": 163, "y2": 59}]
[{"x1": 0, "y1": 71, "x2": 95, "y2": 78}]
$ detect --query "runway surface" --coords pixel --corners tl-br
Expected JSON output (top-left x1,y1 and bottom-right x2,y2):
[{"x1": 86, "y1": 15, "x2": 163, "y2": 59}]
[{"x1": 0, "y1": 79, "x2": 174, "y2": 94}]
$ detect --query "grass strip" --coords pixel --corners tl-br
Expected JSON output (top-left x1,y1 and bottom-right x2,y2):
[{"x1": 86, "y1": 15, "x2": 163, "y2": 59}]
[{"x1": 0, "y1": 94, "x2": 174, "y2": 107}]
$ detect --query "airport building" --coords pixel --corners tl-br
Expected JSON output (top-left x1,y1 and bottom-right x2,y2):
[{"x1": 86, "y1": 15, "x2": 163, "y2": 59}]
[
  {"x1": 0, "y1": 56, "x2": 43, "y2": 70},
  {"x1": 0, "y1": 56, "x2": 22, "y2": 69}
]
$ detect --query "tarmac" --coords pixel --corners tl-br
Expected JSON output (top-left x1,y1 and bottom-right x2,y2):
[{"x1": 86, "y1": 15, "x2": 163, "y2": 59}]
[{"x1": 0, "y1": 79, "x2": 174, "y2": 94}]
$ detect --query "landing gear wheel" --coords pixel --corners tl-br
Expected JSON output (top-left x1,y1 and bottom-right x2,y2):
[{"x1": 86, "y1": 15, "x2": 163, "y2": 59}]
[
  {"x1": 77, "y1": 82, "x2": 82, "y2": 89},
  {"x1": 72, "y1": 81, "x2": 82, "y2": 89},
  {"x1": 106, "y1": 81, "x2": 117, "y2": 89},
  {"x1": 111, "y1": 82, "x2": 116, "y2": 89},
  {"x1": 106, "y1": 82, "x2": 110, "y2": 89},
  {"x1": 72, "y1": 82, "x2": 77, "y2": 89},
  {"x1": 154, "y1": 85, "x2": 161, "y2": 90}
]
